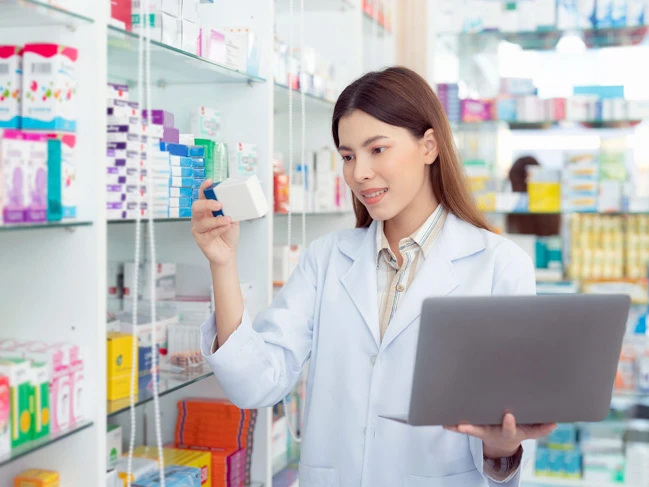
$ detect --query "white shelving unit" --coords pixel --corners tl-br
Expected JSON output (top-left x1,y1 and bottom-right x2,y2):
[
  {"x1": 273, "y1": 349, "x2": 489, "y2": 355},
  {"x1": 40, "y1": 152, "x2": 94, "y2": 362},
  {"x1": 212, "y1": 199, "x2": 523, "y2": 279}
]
[{"x1": 0, "y1": 0, "x2": 394, "y2": 485}]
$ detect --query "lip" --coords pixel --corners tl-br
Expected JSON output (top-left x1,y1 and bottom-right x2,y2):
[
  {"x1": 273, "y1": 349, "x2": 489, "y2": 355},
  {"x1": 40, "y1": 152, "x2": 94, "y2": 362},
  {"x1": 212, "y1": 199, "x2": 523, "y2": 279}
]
[{"x1": 360, "y1": 187, "x2": 388, "y2": 206}]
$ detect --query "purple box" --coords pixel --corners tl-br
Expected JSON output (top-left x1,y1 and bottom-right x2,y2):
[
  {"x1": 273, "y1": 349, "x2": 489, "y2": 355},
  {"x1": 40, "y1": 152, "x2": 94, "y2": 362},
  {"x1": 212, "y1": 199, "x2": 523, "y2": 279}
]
[
  {"x1": 2, "y1": 130, "x2": 26, "y2": 223},
  {"x1": 142, "y1": 110, "x2": 175, "y2": 128},
  {"x1": 24, "y1": 132, "x2": 48, "y2": 223},
  {"x1": 461, "y1": 99, "x2": 493, "y2": 123},
  {"x1": 162, "y1": 127, "x2": 180, "y2": 143}
]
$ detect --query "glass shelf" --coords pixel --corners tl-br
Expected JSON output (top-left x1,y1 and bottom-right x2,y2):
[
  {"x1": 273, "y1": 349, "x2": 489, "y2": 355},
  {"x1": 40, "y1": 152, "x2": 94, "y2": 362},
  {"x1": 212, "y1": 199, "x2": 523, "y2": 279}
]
[
  {"x1": 438, "y1": 25, "x2": 649, "y2": 52},
  {"x1": 274, "y1": 210, "x2": 353, "y2": 217},
  {"x1": 0, "y1": 420, "x2": 93, "y2": 467},
  {"x1": 275, "y1": 0, "x2": 355, "y2": 13},
  {"x1": 0, "y1": 220, "x2": 92, "y2": 232},
  {"x1": 107, "y1": 26, "x2": 266, "y2": 87},
  {"x1": 0, "y1": 0, "x2": 93, "y2": 28},
  {"x1": 274, "y1": 83, "x2": 336, "y2": 113},
  {"x1": 108, "y1": 217, "x2": 192, "y2": 224},
  {"x1": 107, "y1": 366, "x2": 214, "y2": 417},
  {"x1": 452, "y1": 120, "x2": 643, "y2": 131},
  {"x1": 522, "y1": 476, "x2": 635, "y2": 487}
]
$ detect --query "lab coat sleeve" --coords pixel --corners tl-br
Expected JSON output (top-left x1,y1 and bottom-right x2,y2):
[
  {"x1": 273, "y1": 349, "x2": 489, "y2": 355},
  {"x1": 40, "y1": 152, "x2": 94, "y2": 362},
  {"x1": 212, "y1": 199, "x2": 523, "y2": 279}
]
[
  {"x1": 469, "y1": 242, "x2": 537, "y2": 486},
  {"x1": 200, "y1": 239, "x2": 321, "y2": 410}
]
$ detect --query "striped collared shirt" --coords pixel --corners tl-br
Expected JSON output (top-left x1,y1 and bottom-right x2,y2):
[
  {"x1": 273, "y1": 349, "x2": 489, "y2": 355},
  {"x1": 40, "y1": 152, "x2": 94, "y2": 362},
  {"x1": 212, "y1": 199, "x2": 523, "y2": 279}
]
[{"x1": 376, "y1": 205, "x2": 447, "y2": 340}]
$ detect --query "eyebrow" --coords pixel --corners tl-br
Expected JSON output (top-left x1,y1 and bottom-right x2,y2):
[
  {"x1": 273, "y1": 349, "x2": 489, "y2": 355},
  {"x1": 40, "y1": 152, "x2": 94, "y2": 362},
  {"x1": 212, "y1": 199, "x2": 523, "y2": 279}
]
[{"x1": 338, "y1": 135, "x2": 389, "y2": 152}]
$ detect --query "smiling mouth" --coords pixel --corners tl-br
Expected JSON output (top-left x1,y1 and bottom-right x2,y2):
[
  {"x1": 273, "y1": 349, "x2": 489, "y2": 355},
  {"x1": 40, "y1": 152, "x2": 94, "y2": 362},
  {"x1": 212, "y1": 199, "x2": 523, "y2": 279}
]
[{"x1": 362, "y1": 189, "x2": 388, "y2": 199}]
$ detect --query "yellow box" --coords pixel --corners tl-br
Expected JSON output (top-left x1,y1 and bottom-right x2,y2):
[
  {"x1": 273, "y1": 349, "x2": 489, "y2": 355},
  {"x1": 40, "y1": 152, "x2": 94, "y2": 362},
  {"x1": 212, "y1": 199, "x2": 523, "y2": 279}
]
[
  {"x1": 14, "y1": 469, "x2": 59, "y2": 487},
  {"x1": 107, "y1": 375, "x2": 133, "y2": 401},
  {"x1": 528, "y1": 182, "x2": 561, "y2": 213},
  {"x1": 132, "y1": 446, "x2": 212, "y2": 487},
  {"x1": 107, "y1": 332, "x2": 137, "y2": 379}
]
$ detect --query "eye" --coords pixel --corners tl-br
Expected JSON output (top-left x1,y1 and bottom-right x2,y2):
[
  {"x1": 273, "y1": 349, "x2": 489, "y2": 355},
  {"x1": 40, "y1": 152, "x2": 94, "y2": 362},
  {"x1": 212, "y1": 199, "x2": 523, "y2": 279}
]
[
  {"x1": 341, "y1": 154, "x2": 355, "y2": 162},
  {"x1": 372, "y1": 146, "x2": 387, "y2": 155}
]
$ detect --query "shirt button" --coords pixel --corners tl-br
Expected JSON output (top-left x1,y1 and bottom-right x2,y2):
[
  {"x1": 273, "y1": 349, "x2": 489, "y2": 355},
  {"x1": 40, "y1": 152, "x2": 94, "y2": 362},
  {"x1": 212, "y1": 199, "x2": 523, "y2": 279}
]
[
  {"x1": 396, "y1": 284, "x2": 405, "y2": 292},
  {"x1": 370, "y1": 355, "x2": 377, "y2": 366}
]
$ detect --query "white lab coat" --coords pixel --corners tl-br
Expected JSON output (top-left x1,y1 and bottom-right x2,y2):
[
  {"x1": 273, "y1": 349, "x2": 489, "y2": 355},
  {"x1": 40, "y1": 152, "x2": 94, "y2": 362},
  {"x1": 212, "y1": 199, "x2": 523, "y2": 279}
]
[{"x1": 201, "y1": 213, "x2": 537, "y2": 487}]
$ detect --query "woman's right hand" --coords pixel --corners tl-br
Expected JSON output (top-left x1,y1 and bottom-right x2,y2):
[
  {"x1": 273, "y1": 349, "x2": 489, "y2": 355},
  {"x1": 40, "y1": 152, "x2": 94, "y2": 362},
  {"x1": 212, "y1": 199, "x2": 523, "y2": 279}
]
[{"x1": 191, "y1": 179, "x2": 240, "y2": 268}]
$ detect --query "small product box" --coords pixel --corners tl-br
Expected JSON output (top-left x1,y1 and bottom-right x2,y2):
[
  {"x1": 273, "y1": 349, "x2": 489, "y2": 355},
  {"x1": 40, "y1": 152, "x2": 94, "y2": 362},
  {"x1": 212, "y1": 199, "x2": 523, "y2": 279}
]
[
  {"x1": 106, "y1": 332, "x2": 137, "y2": 401},
  {"x1": 181, "y1": 0, "x2": 199, "y2": 22},
  {"x1": 24, "y1": 132, "x2": 48, "y2": 223},
  {"x1": 107, "y1": 424, "x2": 122, "y2": 470},
  {"x1": 202, "y1": 28, "x2": 226, "y2": 65},
  {"x1": 110, "y1": 0, "x2": 132, "y2": 30},
  {"x1": 1, "y1": 129, "x2": 28, "y2": 224},
  {"x1": 161, "y1": 12, "x2": 182, "y2": 49},
  {"x1": 191, "y1": 107, "x2": 220, "y2": 141},
  {"x1": 0, "y1": 374, "x2": 9, "y2": 457},
  {"x1": 117, "y1": 457, "x2": 158, "y2": 486},
  {"x1": 132, "y1": 446, "x2": 211, "y2": 486},
  {"x1": 0, "y1": 46, "x2": 22, "y2": 129},
  {"x1": 46, "y1": 138, "x2": 62, "y2": 221},
  {"x1": 182, "y1": 20, "x2": 202, "y2": 56},
  {"x1": 22, "y1": 44, "x2": 78, "y2": 132},
  {"x1": 30, "y1": 361, "x2": 50, "y2": 440},
  {"x1": 69, "y1": 344, "x2": 84, "y2": 423},
  {"x1": 0, "y1": 358, "x2": 32, "y2": 448},
  {"x1": 123, "y1": 262, "x2": 177, "y2": 301},
  {"x1": 229, "y1": 142, "x2": 257, "y2": 178},
  {"x1": 13, "y1": 469, "x2": 59, "y2": 487},
  {"x1": 24, "y1": 344, "x2": 71, "y2": 434},
  {"x1": 133, "y1": 465, "x2": 201, "y2": 487}
]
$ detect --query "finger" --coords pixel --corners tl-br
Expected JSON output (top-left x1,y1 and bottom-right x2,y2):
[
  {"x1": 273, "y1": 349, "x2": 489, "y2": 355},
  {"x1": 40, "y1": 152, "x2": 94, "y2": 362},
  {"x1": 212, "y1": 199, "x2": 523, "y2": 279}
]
[
  {"x1": 530, "y1": 423, "x2": 557, "y2": 439},
  {"x1": 443, "y1": 426, "x2": 460, "y2": 433},
  {"x1": 198, "y1": 178, "x2": 213, "y2": 200},
  {"x1": 191, "y1": 199, "x2": 222, "y2": 223},
  {"x1": 457, "y1": 424, "x2": 486, "y2": 438},
  {"x1": 194, "y1": 215, "x2": 231, "y2": 234},
  {"x1": 502, "y1": 413, "x2": 517, "y2": 440}
]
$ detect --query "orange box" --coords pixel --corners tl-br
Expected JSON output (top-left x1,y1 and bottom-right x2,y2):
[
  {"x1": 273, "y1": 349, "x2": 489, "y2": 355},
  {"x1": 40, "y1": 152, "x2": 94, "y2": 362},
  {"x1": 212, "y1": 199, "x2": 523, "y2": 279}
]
[{"x1": 14, "y1": 469, "x2": 59, "y2": 487}]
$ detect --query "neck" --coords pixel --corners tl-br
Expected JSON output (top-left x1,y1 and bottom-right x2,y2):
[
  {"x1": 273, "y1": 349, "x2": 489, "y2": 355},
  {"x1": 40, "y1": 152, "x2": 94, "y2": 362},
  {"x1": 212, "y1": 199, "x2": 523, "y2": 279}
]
[{"x1": 384, "y1": 183, "x2": 438, "y2": 248}]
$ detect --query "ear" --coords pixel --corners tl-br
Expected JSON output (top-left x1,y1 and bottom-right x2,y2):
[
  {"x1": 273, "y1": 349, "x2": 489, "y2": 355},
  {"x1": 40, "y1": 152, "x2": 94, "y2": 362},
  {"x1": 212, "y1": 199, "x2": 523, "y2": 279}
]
[{"x1": 422, "y1": 128, "x2": 438, "y2": 166}]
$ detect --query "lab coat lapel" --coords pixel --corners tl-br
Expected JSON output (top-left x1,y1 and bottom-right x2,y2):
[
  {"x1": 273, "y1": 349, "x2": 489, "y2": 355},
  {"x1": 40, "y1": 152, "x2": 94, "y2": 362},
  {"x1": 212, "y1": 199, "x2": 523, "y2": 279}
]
[
  {"x1": 380, "y1": 214, "x2": 485, "y2": 350},
  {"x1": 339, "y1": 221, "x2": 381, "y2": 348}
]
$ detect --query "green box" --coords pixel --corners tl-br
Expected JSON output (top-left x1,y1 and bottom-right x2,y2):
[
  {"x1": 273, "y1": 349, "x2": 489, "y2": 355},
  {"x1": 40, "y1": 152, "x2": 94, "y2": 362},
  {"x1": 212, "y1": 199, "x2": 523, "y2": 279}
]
[
  {"x1": 194, "y1": 138, "x2": 215, "y2": 181},
  {"x1": 47, "y1": 138, "x2": 63, "y2": 222},
  {"x1": 0, "y1": 359, "x2": 32, "y2": 448},
  {"x1": 30, "y1": 362, "x2": 50, "y2": 440}
]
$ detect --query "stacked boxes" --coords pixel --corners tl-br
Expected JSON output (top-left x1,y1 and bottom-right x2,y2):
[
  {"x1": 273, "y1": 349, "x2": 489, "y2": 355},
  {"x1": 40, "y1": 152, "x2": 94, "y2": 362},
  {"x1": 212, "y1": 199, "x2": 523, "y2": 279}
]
[
  {"x1": 175, "y1": 399, "x2": 256, "y2": 487},
  {"x1": 163, "y1": 143, "x2": 204, "y2": 218},
  {"x1": 0, "y1": 359, "x2": 31, "y2": 449},
  {"x1": 437, "y1": 83, "x2": 460, "y2": 123},
  {"x1": 132, "y1": 446, "x2": 211, "y2": 487}
]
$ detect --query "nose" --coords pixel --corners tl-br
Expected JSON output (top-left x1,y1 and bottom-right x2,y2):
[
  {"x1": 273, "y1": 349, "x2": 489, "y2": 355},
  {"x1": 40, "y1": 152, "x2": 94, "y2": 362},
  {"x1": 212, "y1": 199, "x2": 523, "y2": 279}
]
[{"x1": 353, "y1": 155, "x2": 374, "y2": 183}]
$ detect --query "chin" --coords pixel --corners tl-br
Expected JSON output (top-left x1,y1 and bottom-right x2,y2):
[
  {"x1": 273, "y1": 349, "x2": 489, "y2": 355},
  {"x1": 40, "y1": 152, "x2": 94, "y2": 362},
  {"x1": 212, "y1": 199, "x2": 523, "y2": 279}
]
[{"x1": 366, "y1": 205, "x2": 399, "y2": 222}]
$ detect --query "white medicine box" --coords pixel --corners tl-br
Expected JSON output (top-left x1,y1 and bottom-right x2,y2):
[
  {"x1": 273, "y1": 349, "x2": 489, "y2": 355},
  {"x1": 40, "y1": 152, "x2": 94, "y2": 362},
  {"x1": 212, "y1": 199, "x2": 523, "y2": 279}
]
[{"x1": 0, "y1": 46, "x2": 22, "y2": 129}]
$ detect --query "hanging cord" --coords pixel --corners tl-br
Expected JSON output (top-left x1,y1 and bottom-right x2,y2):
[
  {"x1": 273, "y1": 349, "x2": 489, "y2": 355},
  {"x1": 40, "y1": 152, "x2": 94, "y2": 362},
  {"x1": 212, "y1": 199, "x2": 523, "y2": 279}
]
[
  {"x1": 283, "y1": 0, "x2": 306, "y2": 445},
  {"x1": 286, "y1": 0, "x2": 294, "y2": 261},
  {"x1": 126, "y1": 1, "x2": 166, "y2": 484},
  {"x1": 126, "y1": 0, "x2": 145, "y2": 483},
  {"x1": 144, "y1": 0, "x2": 166, "y2": 480}
]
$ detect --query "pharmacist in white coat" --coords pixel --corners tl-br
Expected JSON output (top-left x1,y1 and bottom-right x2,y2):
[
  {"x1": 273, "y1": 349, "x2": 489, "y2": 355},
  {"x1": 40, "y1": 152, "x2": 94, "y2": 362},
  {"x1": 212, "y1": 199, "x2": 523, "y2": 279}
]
[{"x1": 192, "y1": 67, "x2": 556, "y2": 487}]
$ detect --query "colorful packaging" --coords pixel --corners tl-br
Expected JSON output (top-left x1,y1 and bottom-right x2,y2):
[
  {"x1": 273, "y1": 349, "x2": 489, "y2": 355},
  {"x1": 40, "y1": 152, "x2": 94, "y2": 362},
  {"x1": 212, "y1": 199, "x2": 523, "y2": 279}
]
[
  {"x1": 69, "y1": 344, "x2": 84, "y2": 423},
  {"x1": 24, "y1": 132, "x2": 48, "y2": 222},
  {"x1": 229, "y1": 143, "x2": 257, "y2": 178},
  {"x1": 0, "y1": 359, "x2": 32, "y2": 448},
  {"x1": 0, "y1": 46, "x2": 22, "y2": 129},
  {"x1": 13, "y1": 469, "x2": 59, "y2": 487},
  {"x1": 1, "y1": 129, "x2": 28, "y2": 224},
  {"x1": 132, "y1": 446, "x2": 211, "y2": 487},
  {"x1": 22, "y1": 44, "x2": 78, "y2": 132},
  {"x1": 47, "y1": 133, "x2": 77, "y2": 218},
  {"x1": 133, "y1": 465, "x2": 201, "y2": 487},
  {"x1": 461, "y1": 99, "x2": 493, "y2": 123},
  {"x1": 116, "y1": 457, "x2": 158, "y2": 486},
  {"x1": 110, "y1": 0, "x2": 132, "y2": 31},
  {"x1": 46, "y1": 138, "x2": 62, "y2": 221},
  {"x1": 0, "y1": 375, "x2": 9, "y2": 457},
  {"x1": 24, "y1": 344, "x2": 71, "y2": 434},
  {"x1": 107, "y1": 332, "x2": 136, "y2": 401},
  {"x1": 30, "y1": 361, "x2": 50, "y2": 440}
]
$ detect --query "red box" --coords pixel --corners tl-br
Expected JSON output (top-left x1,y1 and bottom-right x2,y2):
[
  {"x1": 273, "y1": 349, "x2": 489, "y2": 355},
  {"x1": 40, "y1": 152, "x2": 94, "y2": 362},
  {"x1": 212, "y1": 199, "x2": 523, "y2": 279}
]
[{"x1": 111, "y1": 0, "x2": 132, "y2": 31}]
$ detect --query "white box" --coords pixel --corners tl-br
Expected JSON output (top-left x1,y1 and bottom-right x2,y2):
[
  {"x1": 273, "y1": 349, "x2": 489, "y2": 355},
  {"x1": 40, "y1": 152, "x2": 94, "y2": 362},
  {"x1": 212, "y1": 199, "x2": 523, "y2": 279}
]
[
  {"x1": 0, "y1": 46, "x2": 22, "y2": 129},
  {"x1": 107, "y1": 469, "x2": 119, "y2": 487},
  {"x1": 202, "y1": 28, "x2": 226, "y2": 64},
  {"x1": 210, "y1": 176, "x2": 268, "y2": 222},
  {"x1": 161, "y1": 0, "x2": 180, "y2": 16},
  {"x1": 161, "y1": 12, "x2": 181, "y2": 48},
  {"x1": 107, "y1": 424, "x2": 122, "y2": 470},
  {"x1": 181, "y1": 19, "x2": 201, "y2": 56},
  {"x1": 557, "y1": 0, "x2": 579, "y2": 29},
  {"x1": 273, "y1": 245, "x2": 302, "y2": 284},
  {"x1": 181, "y1": 0, "x2": 199, "y2": 22},
  {"x1": 124, "y1": 262, "x2": 177, "y2": 301},
  {"x1": 224, "y1": 27, "x2": 249, "y2": 72},
  {"x1": 190, "y1": 106, "x2": 220, "y2": 140},
  {"x1": 228, "y1": 142, "x2": 257, "y2": 178}
]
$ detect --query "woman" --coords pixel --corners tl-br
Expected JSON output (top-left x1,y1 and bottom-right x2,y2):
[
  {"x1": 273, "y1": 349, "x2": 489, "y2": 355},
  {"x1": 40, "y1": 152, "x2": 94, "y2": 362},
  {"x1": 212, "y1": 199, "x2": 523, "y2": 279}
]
[{"x1": 192, "y1": 67, "x2": 555, "y2": 487}]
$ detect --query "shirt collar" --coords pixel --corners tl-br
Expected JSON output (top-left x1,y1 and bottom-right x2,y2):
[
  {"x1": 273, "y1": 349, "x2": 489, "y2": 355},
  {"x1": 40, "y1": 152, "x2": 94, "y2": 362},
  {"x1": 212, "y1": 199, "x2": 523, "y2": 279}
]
[{"x1": 375, "y1": 205, "x2": 447, "y2": 264}]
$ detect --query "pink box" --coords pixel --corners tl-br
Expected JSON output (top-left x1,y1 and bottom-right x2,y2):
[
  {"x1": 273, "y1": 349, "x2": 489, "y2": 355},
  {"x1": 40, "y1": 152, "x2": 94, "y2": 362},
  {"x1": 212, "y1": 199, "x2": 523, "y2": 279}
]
[
  {"x1": 461, "y1": 99, "x2": 493, "y2": 123},
  {"x1": 0, "y1": 375, "x2": 9, "y2": 457},
  {"x1": 1, "y1": 129, "x2": 27, "y2": 224},
  {"x1": 24, "y1": 132, "x2": 48, "y2": 223},
  {"x1": 68, "y1": 344, "x2": 84, "y2": 423}
]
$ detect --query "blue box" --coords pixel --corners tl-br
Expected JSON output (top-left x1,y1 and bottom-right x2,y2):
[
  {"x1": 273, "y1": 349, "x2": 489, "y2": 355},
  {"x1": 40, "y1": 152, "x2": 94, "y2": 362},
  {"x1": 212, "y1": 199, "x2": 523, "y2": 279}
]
[
  {"x1": 547, "y1": 449, "x2": 565, "y2": 477},
  {"x1": 171, "y1": 166, "x2": 194, "y2": 177},
  {"x1": 535, "y1": 447, "x2": 550, "y2": 476},
  {"x1": 170, "y1": 187, "x2": 193, "y2": 198},
  {"x1": 563, "y1": 449, "x2": 582, "y2": 479},
  {"x1": 170, "y1": 155, "x2": 192, "y2": 167},
  {"x1": 547, "y1": 423, "x2": 578, "y2": 449},
  {"x1": 133, "y1": 466, "x2": 201, "y2": 487},
  {"x1": 574, "y1": 85, "x2": 625, "y2": 99},
  {"x1": 169, "y1": 197, "x2": 192, "y2": 208},
  {"x1": 47, "y1": 139, "x2": 63, "y2": 221},
  {"x1": 168, "y1": 207, "x2": 192, "y2": 218},
  {"x1": 192, "y1": 189, "x2": 199, "y2": 200},
  {"x1": 192, "y1": 168, "x2": 206, "y2": 179},
  {"x1": 169, "y1": 177, "x2": 194, "y2": 188}
]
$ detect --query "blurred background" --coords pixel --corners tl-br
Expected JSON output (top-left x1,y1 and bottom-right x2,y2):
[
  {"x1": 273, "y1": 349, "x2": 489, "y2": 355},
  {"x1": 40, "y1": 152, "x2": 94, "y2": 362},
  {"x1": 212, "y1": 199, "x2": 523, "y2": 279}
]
[{"x1": 0, "y1": 0, "x2": 648, "y2": 486}]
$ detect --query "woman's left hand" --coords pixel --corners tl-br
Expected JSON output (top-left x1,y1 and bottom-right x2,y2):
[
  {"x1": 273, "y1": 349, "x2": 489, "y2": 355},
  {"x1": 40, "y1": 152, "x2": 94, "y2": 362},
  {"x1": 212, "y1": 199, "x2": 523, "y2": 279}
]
[{"x1": 444, "y1": 413, "x2": 557, "y2": 458}]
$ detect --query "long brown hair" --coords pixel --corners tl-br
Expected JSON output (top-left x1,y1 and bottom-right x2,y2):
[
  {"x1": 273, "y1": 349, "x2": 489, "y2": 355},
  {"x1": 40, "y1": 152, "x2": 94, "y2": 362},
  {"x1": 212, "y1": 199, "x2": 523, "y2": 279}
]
[{"x1": 332, "y1": 66, "x2": 491, "y2": 231}]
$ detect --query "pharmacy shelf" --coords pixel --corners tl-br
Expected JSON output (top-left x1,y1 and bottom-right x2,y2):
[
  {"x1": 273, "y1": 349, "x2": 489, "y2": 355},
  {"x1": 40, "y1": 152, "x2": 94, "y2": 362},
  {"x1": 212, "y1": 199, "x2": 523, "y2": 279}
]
[
  {"x1": 0, "y1": 220, "x2": 93, "y2": 232},
  {"x1": 107, "y1": 26, "x2": 266, "y2": 87},
  {"x1": 438, "y1": 25, "x2": 649, "y2": 52},
  {"x1": 0, "y1": 0, "x2": 93, "y2": 27},
  {"x1": 107, "y1": 217, "x2": 192, "y2": 224},
  {"x1": 0, "y1": 420, "x2": 93, "y2": 467},
  {"x1": 274, "y1": 83, "x2": 336, "y2": 113},
  {"x1": 275, "y1": 0, "x2": 355, "y2": 12},
  {"x1": 274, "y1": 210, "x2": 353, "y2": 217},
  {"x1": 107, "y1": 367, "x2": 213, "y2": 418},
  {"x1": 452, "y1": 120, "x2": 644, "y2": 131}
]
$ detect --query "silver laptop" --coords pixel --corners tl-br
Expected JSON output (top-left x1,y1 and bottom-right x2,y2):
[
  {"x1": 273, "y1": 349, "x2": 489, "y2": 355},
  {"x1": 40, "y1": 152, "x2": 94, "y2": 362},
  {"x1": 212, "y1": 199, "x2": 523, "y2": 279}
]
[{"x1": 381, "y1": 294, "x2": 631, "y2": 426}]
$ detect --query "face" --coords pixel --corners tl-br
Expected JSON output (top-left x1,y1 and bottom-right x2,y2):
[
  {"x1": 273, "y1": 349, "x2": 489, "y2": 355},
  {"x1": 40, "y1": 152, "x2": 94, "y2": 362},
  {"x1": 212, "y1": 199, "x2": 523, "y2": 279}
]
[{"x1": 337, "y1": 109, "x2": 438, "y2": 222}]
